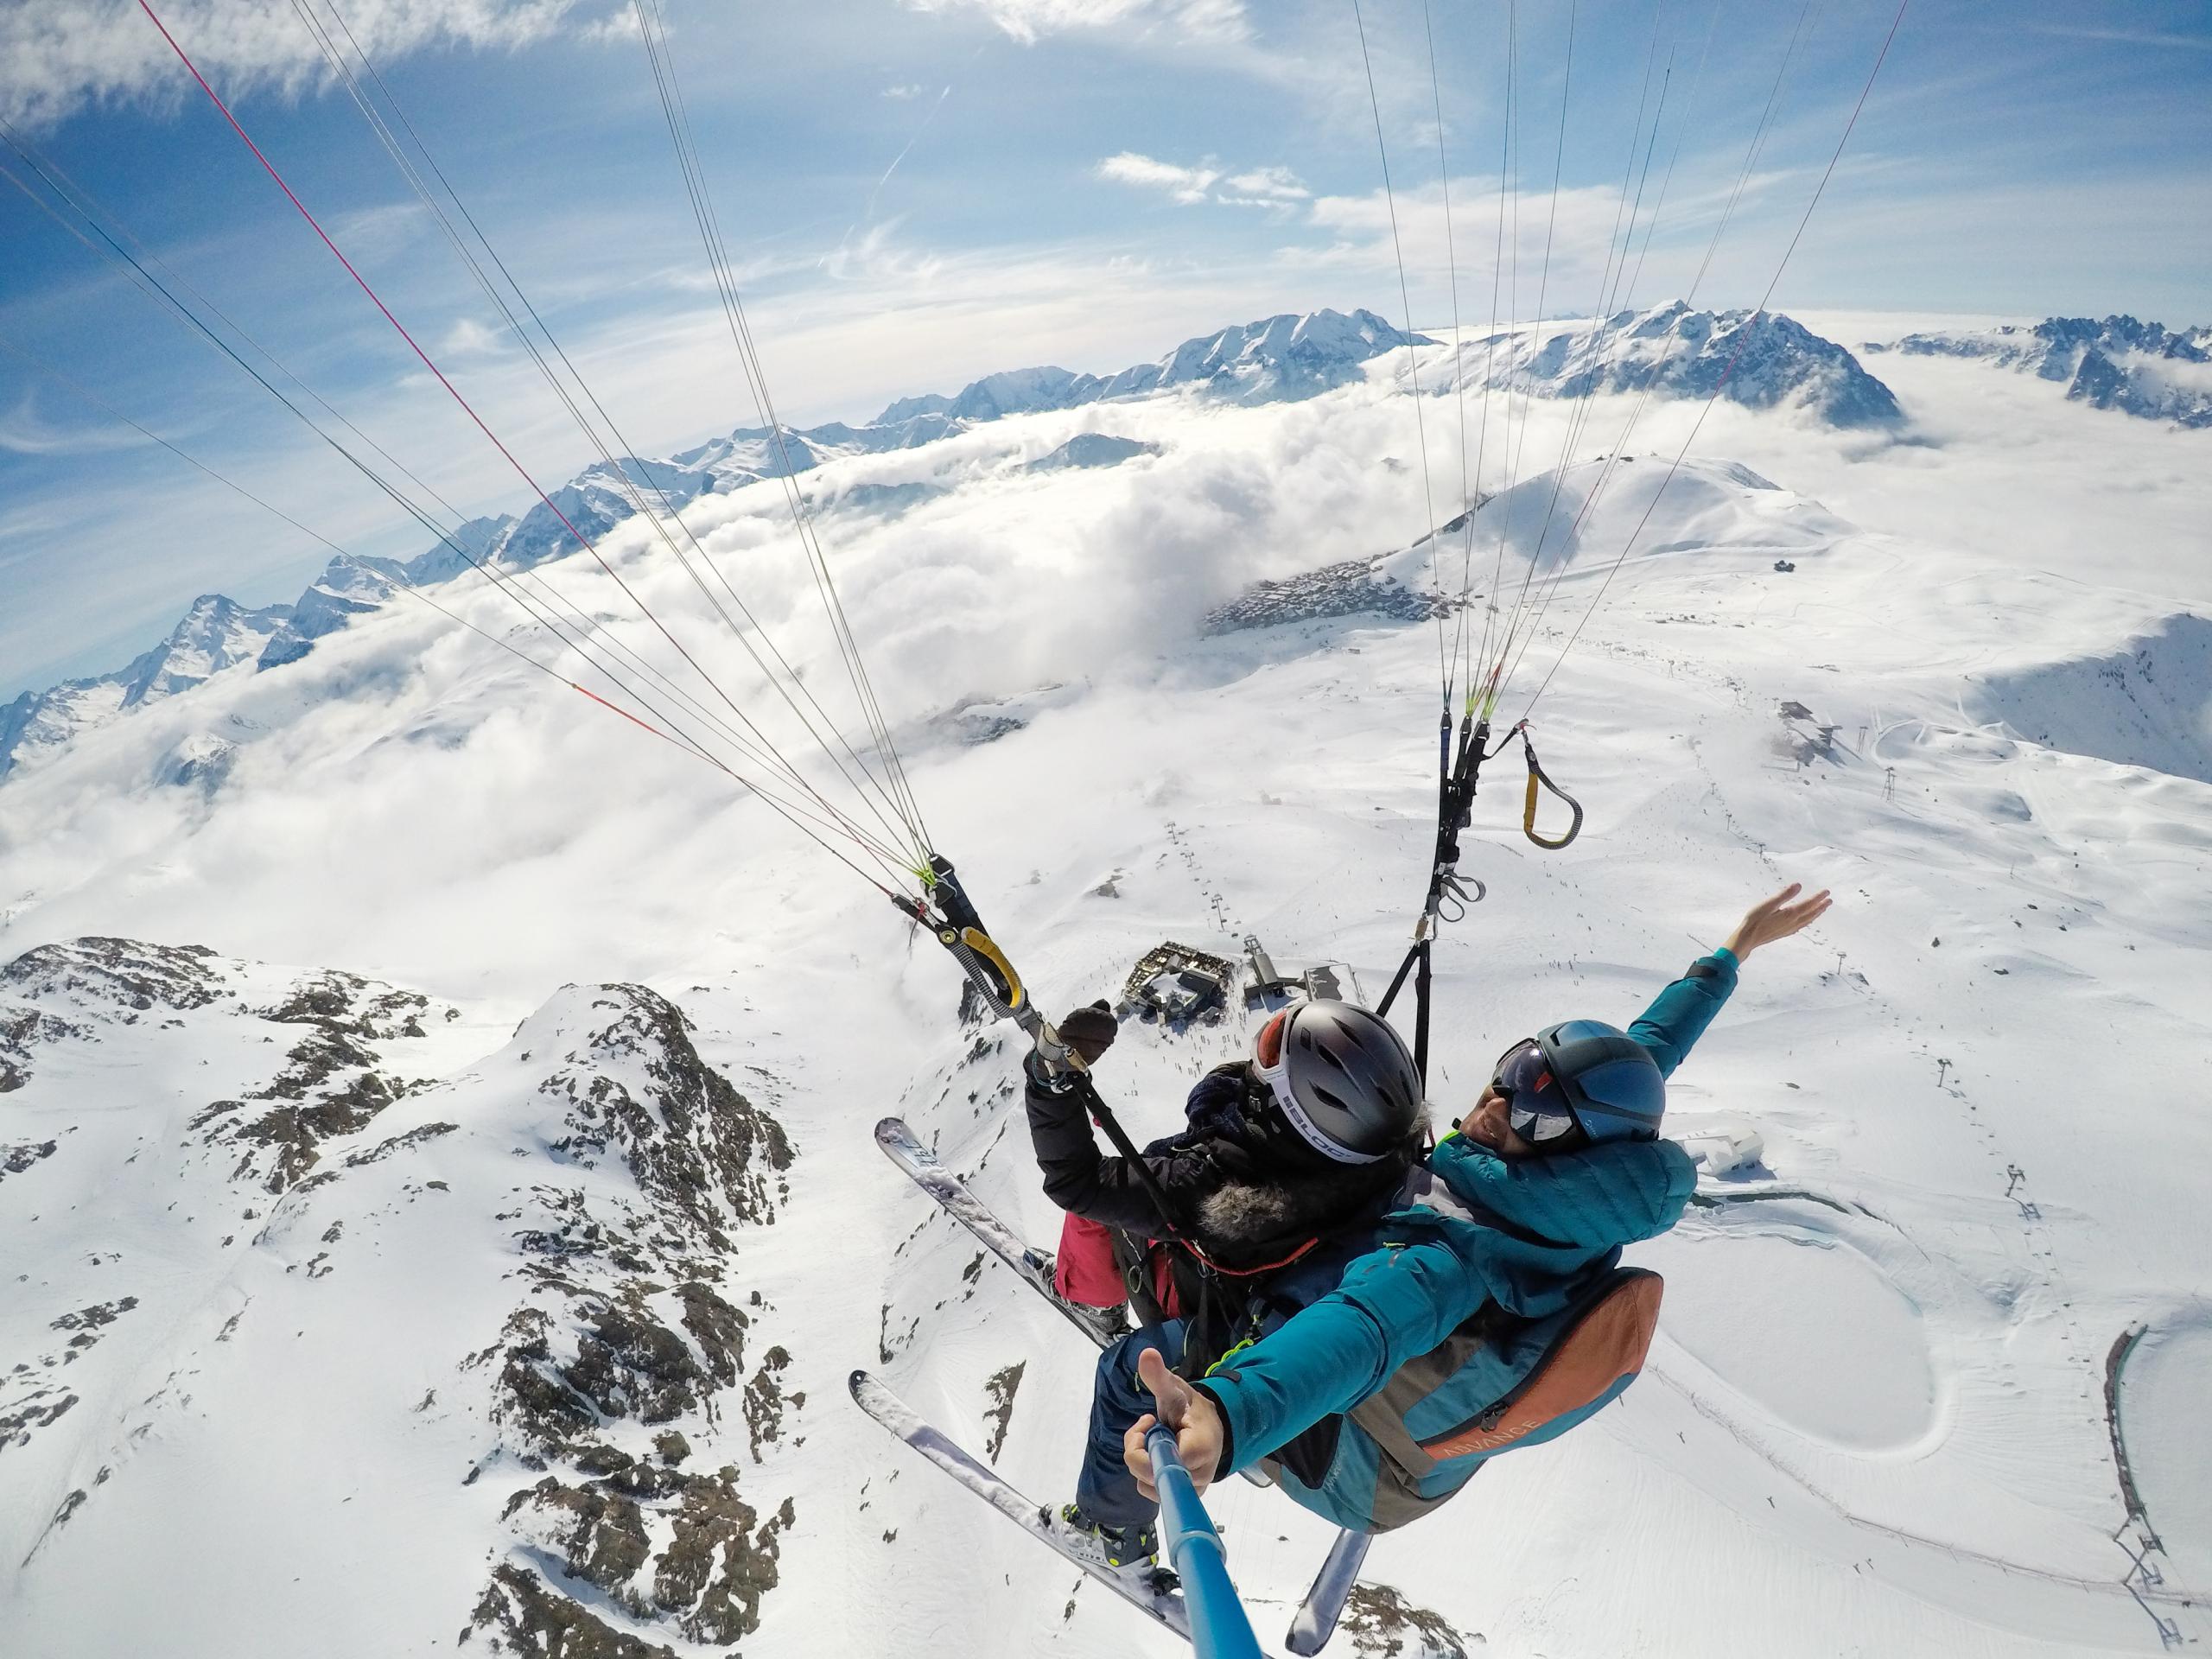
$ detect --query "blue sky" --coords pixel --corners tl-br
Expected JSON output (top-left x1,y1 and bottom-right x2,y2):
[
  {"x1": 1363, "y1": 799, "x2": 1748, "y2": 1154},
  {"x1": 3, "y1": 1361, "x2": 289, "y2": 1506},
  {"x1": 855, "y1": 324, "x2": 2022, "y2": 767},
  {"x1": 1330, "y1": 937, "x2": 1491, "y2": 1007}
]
[{"x1": 2, "y1": 0, "x2": 2209, "y2": 702}]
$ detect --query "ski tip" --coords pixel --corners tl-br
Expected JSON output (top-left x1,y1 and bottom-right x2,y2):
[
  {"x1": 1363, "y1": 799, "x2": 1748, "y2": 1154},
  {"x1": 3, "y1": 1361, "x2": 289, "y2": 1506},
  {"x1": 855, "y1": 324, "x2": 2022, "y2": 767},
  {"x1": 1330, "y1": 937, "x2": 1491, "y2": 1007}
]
[
  {"x1": 874, "y1": 1116, "x2": 909, "y2": 1144},
  {"x1": 849, "y1": 1368, "x2": 874, "y2": 1399}
]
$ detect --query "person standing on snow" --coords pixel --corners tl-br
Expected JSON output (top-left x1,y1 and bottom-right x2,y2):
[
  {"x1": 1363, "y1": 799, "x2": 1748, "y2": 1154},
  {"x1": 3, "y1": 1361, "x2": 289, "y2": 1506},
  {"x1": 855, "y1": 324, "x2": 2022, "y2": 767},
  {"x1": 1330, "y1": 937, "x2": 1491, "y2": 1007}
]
[{"x1": 1032, "y1": 881, "x2": 1830, "y2": 1567}]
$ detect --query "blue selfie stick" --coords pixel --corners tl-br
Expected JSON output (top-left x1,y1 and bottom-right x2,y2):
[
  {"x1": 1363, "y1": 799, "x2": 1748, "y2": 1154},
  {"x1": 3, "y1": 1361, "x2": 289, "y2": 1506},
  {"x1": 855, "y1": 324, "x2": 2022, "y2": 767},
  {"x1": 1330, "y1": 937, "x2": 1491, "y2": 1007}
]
[{"x1": 1146, "y1": 1422, "x2": 1266, "y2": 1659}]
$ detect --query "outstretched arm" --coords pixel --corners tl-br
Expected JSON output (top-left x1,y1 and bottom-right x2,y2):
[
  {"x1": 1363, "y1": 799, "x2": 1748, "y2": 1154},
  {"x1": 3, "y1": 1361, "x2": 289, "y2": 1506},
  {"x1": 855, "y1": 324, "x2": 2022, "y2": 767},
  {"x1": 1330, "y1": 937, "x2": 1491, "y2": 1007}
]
[
  {"x1": 1629, "y1": 881, "x2": 1832, "y2": 1076},
  {"x1": 1721, "y1": 882, "x2": 1832, "y2": 961}
]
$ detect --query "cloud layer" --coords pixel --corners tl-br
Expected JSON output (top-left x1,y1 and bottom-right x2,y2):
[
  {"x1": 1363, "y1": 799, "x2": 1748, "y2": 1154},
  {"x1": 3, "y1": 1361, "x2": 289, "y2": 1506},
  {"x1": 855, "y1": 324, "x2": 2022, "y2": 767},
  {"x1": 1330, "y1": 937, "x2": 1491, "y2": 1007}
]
[{"x1": 0, "y1": 0, "x2": 606, "y2": 128}]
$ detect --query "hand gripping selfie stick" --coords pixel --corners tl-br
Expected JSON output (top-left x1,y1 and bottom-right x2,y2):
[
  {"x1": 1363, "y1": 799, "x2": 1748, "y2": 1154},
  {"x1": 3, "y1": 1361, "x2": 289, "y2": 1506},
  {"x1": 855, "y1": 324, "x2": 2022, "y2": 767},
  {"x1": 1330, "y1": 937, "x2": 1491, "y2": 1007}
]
[{"x1": 1145, "y1": 1426, "x2": 1265, "y2": 1659}]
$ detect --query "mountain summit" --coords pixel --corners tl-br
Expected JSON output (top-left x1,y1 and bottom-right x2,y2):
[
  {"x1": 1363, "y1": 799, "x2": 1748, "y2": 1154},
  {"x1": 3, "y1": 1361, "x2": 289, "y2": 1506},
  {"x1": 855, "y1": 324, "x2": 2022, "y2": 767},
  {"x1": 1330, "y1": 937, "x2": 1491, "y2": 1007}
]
[
  {"x1": 1869, "y1": 315, "x2": 2212, "y2": 428},
  {"x1": 1, "y1": 302, "x2": 1894, "y2": 784}
]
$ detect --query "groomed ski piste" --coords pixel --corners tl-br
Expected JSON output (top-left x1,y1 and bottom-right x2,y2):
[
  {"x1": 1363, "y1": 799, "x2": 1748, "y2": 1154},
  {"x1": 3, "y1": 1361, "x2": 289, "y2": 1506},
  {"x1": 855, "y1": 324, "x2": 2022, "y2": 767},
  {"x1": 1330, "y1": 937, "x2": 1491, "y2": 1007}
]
[{"x1": 3, "y1": 327, "x2": 2209, "y2": 1657}]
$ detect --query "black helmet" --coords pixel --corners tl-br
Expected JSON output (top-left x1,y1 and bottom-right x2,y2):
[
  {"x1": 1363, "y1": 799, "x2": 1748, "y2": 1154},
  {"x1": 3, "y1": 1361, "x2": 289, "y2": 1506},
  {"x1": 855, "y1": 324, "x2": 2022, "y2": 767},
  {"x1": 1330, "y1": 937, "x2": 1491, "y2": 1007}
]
[{"x1": 1253, "y1": 1001, "x2": 1425, "y2": 1163}]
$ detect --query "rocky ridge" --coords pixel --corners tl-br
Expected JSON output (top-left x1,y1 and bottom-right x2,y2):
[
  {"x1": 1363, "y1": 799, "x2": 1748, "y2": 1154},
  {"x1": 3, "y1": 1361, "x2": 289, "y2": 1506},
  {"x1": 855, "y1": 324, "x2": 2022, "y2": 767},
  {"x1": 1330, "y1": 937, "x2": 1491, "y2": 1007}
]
[
  {"x1": 0, "y1": 938, "x2": 799, "y2": 1657},
  {"x1": 1868, "y1": 314, "x2": 2212, "y2": 428}
]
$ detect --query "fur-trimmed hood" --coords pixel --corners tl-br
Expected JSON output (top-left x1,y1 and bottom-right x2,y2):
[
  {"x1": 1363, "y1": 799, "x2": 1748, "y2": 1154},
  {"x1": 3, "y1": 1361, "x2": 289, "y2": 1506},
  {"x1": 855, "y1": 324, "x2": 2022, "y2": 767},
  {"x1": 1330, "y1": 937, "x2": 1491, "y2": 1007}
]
[{"x1": 1166, "y1": 1064, "x2": 1427, "y2": 1266}]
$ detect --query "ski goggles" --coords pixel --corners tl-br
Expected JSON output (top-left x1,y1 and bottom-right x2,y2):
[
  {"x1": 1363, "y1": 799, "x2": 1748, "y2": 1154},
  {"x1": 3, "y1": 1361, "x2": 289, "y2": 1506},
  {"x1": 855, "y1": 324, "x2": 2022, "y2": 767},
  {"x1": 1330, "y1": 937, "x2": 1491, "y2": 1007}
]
[{"x1": 1491, "y1": 1037, "x2": 1582, "y2": 1145}]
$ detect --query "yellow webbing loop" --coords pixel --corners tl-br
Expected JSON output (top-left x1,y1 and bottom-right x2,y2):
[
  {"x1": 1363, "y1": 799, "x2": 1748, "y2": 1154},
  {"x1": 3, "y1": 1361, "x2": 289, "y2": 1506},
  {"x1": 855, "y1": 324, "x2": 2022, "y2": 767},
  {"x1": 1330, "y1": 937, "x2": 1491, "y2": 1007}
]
[
  {"x1": 957, "y1": 925, "x2": 1026, "y2": 1016},
  {"x1": 1521, "y1": 735, "x2": 1584, "y2": 850}
]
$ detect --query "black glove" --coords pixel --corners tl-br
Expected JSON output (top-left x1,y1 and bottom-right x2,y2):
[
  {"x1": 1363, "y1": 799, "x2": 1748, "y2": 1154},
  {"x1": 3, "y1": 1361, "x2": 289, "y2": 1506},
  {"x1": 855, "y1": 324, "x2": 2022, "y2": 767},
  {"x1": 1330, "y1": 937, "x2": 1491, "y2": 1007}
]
[
  {"x1": 1060, "y1": 1001, "x2": 1119, "y2": 1065},
  {"x1": 1033, "y1": 1000, "x2": 1118, "y2": 1078}
]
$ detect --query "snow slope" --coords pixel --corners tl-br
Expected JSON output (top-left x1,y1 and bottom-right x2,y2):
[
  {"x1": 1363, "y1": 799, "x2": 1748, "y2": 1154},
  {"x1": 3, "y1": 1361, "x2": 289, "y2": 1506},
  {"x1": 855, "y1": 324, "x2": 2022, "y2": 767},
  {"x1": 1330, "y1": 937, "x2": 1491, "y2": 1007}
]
[{"x1": 2, "y1": 326, "x2": 2207, "y2": 1658}]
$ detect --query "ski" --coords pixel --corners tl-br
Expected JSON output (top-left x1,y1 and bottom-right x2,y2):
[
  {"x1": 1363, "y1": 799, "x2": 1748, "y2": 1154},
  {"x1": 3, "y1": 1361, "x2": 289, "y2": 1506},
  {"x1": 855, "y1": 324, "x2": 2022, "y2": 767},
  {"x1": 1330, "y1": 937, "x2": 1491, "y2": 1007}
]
[
  {"x1": 875, "y1": 1115, "x2": 1113, "y2": 1348},
  {"x1": 850, "y1": 1369, "x2": 1192, "y2": 1641},
  {"x1": 1286, "y1": 1528, "x2": 1371, "y2": 1656}
]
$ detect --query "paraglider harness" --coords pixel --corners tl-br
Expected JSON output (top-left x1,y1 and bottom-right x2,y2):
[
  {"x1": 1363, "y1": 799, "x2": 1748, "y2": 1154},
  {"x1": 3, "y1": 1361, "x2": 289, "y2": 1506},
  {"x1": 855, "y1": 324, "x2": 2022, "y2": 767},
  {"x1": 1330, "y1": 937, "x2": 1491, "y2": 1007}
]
[
  {"x1": 900, "y1": 702, "x2": 1584, "y2": 1381},
  {"x1": 898, "y1": 857, "x2": 1359, "y2": 1377}
]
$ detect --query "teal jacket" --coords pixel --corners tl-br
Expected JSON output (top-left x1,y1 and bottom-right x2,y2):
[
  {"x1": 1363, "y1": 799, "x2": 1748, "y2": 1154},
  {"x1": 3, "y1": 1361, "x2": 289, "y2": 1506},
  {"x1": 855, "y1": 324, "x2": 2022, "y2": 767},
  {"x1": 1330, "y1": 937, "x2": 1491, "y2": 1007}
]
[{"x1": 1197, "y1": 948, "x2": 1735, "y2": 1490}]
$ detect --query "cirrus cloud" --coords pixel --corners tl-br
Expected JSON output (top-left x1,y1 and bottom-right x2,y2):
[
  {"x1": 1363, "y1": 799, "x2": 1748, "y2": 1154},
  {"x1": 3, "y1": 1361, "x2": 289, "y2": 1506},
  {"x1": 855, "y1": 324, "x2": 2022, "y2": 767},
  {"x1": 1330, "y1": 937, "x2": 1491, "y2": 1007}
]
[
  {"x1": 0, "y1": 0, "x2": 613, "y2": 130},
  {"x1": 898, "y1": 0, "x2": 1248, "y2": 47},
  {"x1": 1097, "y1": 149, "x2": 1308, "y2": 210}
]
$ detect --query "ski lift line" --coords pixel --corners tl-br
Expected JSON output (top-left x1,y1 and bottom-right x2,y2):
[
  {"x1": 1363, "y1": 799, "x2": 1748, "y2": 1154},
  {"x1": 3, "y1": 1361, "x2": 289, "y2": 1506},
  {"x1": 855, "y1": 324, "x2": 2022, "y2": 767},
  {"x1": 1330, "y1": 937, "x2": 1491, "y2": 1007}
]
[
  {"x1": 0, "y1": 149, "x2": 919, "y2": 873},
  {"x1": 1419, "y1": 0, "x2": 1476, "y2": 703},
  {"x1": 628, "y1": 0, "x2": 935, "y2": 858},
  {"x1": 0, "y1": 159, "x2": 920, "y2": 880},
  {"x1": 1349, "y1": 0, "x2": 1450, "y2": 704},
  {"x1": 1483, "y1": 0, "x2": 1816, "y2": 711},
  {"x1": 0, "y1": 117, "x2": 480, "y2": 547},
  {"x1": 132, "y1": 0, "x2": 866, "y2": 861},
  {"x1": 293, "y1": 0, "x2": 928, "y2": 867},
  {"x1": 1518, "y1": 0, "x2": 1909, "y2": 723}
]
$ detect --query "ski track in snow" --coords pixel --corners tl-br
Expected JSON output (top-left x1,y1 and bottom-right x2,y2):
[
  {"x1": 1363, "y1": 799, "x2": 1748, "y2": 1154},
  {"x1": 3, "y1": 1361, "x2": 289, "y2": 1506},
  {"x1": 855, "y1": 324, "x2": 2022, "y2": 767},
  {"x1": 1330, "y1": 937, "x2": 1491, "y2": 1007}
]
[{"x1": 1, "y1": 341, "x2": 2209, "y2": 1657}]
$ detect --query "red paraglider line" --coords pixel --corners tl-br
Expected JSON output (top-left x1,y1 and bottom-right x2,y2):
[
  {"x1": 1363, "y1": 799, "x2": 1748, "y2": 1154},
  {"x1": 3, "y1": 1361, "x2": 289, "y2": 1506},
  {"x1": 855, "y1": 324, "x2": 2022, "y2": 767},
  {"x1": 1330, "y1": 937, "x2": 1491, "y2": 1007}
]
[
  {"x1": 136, "y1": 0, "x2": 766, "y2": 751},
  {"x1": 137, "y1": 1, "x2": 596, "y2": 560}
]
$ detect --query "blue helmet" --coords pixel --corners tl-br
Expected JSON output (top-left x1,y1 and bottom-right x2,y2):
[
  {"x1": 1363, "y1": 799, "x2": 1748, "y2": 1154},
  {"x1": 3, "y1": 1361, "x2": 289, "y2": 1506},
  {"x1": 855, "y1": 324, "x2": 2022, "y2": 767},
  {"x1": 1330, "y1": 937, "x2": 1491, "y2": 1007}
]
[{"x1": 1536, "y1": 1020, "x2": 1666, "y2": 1144}]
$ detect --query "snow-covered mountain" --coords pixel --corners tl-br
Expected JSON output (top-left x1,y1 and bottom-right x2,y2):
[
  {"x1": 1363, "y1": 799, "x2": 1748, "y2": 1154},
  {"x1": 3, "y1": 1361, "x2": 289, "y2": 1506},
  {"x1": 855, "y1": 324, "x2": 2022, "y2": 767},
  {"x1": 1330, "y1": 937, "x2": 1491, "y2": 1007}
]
[
  {"x1": 2, "y1": 936, "x2": 799, "y2": 1656},
  {"x1": 1867, "y1": 315, "x2": 2212, "y2": 428},
  {"x1": 3, "y1": 331, "x2": 2209, "y2": 1656},
  {"x1": 880, "y1": 308, "x2": 1430, "y2": 423},
  {"x1": 3, "y1": 302, "x2": 1905, "y2": 787},
  {"x1": 1440, "y1": 302, "x2": 1903, "y2": 427},
  {"x1": 0, "y1": 595, "x2": 292, "y2": 781}
]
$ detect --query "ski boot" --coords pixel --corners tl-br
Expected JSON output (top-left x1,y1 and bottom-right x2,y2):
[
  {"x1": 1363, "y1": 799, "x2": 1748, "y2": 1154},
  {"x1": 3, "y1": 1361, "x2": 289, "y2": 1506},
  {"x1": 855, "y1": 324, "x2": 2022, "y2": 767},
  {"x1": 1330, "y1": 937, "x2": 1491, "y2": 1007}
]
[
  {"x1": 1026, "y1": 1250, "x2": 1134, "y2": 1344},
  {"x1": 1055, "y1": 1503, "x2": 1164, "y2": 1575},
  {"x1": 1065, "y1": 1299, "x2": 1133, "y2": 1344}
]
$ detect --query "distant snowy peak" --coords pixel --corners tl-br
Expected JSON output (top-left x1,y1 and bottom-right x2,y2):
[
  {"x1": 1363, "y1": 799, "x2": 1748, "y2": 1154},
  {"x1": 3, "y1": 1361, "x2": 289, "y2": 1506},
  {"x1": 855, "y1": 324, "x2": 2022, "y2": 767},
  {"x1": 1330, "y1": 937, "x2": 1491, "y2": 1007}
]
[
  {"x1": 1452, "y1": 303, "x2": 1902, "y2": 428},
  {"x1": 1, "y1": 594, "x2": 291, "y2": 782},
  {"x1": 873, "y1": 307, "x2": 1429, "y2": 425},
  {"x1": 1869, "y1": 315, "x2": 2212, "y2": 428},
  {"x1": 0, "y1": 304, "x2": 1867, "y2": 786},
  {"x1": 1025, "y1": 432, "x2": 1159, "y2": 473}
]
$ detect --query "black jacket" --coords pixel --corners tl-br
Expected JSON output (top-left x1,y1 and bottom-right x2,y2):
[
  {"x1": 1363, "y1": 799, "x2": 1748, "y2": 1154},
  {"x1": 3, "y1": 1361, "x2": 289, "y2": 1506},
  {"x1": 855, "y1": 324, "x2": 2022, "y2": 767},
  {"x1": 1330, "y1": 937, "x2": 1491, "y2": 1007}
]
[{"x1": 1023, "y1": 1057, "x2": 1420, "y2": 1274}]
